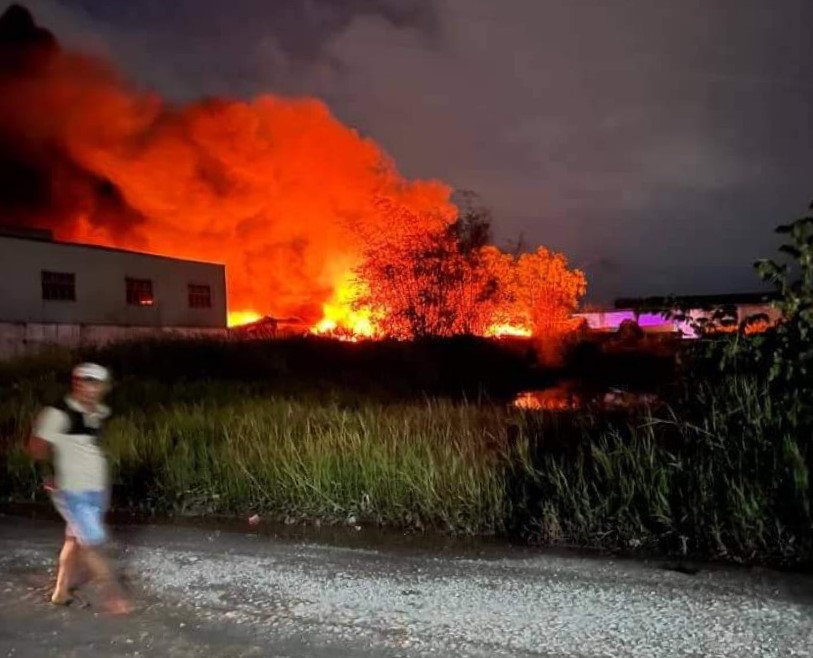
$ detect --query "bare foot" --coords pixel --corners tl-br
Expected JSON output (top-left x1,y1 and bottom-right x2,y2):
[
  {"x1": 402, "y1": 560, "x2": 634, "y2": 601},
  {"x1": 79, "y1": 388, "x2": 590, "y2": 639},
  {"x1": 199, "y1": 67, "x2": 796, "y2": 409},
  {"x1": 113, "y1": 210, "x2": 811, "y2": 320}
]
[{"x1": 50, "y1": 592, "x2": 73, "y2": 606}]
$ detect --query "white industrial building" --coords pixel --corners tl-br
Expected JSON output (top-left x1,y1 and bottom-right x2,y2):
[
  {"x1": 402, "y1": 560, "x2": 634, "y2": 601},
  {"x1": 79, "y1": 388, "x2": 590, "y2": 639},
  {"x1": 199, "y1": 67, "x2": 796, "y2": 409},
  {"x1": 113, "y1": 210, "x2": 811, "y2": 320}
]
[{"x1": 0, "y1": 228, "x2": 227, "y2": 358}]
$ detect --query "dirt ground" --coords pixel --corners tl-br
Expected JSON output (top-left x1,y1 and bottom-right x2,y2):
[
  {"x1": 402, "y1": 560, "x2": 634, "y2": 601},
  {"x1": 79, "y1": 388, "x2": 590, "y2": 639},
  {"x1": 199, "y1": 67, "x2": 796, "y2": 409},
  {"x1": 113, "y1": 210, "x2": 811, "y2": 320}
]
[{"x1": 1, "y1": 514, "x2": 811, "y2": 658}]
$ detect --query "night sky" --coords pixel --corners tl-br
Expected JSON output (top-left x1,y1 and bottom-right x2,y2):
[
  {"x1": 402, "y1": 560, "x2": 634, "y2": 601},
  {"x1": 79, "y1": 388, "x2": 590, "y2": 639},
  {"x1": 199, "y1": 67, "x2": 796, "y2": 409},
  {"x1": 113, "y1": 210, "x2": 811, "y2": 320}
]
[{"x1": 21, "y1": 0, "x2": 813, "y2": 302}]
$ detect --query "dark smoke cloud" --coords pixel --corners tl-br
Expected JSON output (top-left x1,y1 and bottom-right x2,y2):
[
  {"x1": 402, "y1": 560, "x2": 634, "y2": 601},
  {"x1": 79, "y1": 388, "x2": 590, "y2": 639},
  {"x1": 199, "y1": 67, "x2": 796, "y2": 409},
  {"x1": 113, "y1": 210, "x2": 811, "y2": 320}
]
[
  {"x1": 0, "y1": 3, "x2": 456, "y2": 320},
  {"x1": 0, "y1": 3, "x2": 143, "y2": 234},
  {"x1": 22, "y1": 0, "x2": 439, "y2": 100},
  {"x1": 8, "y1": 0, "x2": 813, "y2": 301}
]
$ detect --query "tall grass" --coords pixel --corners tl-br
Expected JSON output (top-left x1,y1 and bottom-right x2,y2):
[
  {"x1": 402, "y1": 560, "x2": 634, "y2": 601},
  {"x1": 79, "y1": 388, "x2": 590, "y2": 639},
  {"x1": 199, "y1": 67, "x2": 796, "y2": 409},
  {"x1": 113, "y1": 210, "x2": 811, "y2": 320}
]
[
  {"x1": 1, "y1": 355, "x2": 810, "y2": 566},
  {"x1": 3, "y1": 392, "x2": 513, "y2": 534},
  {"x1": 512, "y1": 376, "x2": 811, "y2": 563},
  {"x1": 109, "y1": 398, "x2": 511, "y2": 533}
]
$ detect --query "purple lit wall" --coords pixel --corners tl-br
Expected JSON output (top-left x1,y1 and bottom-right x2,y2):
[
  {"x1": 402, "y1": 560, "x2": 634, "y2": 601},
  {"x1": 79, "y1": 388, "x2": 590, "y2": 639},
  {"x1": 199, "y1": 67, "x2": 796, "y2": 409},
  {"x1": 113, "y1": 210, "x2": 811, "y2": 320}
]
[{"x1": 574, "y1": 310, "x2": 695, "y2": 336}]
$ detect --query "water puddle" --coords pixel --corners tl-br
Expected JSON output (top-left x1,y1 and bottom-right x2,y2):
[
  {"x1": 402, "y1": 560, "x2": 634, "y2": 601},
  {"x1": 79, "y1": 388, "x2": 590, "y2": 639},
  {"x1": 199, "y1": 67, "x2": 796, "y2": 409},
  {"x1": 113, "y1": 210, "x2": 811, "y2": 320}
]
[
  {"x1": 513, "y1": 385, "x2": 579, "y2": 410},
  {"x1": 513, "y1": 385, "x2": 661, "y2": 411}
]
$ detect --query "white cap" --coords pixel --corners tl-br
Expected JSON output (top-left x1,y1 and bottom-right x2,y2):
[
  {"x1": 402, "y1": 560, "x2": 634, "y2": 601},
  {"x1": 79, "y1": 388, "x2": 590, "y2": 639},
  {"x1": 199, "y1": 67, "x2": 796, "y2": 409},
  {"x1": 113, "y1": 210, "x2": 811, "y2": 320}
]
[{"x1": 72, "y1": 363, "x2": 110, "y2": 382}]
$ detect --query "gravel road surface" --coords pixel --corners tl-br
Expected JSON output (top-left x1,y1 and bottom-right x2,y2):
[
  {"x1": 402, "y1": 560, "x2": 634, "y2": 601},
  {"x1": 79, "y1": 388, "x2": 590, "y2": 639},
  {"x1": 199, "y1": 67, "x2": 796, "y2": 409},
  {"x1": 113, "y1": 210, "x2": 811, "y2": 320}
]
[{"x1": 1, "y1": 515, "x2": 810, "y2": 657}]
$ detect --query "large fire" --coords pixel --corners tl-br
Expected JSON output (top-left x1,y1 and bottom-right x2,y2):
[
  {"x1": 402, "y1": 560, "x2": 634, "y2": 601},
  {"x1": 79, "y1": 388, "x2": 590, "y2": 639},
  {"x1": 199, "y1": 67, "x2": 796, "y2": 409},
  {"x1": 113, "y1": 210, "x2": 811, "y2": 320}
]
[
  {"x1": 0, "y1": 5, "x2": 585, "y2": 341},
  {"x1": 310, "y1": 273, "x2": 376, "y2": 339},
  {"x1": 227, "y1": 311, "x2": 263, "y2": 328},
  {"x1": 485, "y1": 324, "x2": 534, "y2": 338}
]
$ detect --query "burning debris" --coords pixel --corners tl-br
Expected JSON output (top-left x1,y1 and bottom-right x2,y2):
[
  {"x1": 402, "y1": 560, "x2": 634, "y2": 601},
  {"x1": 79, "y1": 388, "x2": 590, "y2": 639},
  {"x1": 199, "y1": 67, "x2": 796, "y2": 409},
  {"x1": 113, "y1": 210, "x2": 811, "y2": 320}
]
[
  {"x1": 230, "y1": 315, "x2": 310, "y2": 340},
  {"x1": 0, "y1": 4, "x2": 586, "y2": 341}
]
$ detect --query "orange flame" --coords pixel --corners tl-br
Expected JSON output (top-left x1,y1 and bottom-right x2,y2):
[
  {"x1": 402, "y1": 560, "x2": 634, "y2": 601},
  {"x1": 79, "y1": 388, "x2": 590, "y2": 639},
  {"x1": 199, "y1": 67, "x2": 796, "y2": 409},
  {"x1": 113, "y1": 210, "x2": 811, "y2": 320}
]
[
  {"x1": 1, "y1": 8, "x2": 587, "y2": 341},
  {"x1": 311, "y1": 271, "x2": 377, "y2": 339},
  {"x1": 485, "y1": 323, "x2": 533, "y2": 338},
  {"x1": 228, "y1": 311, "x2": 263, "y2": 328},
  {"x1": 0, "y1": 33, "x2": 454, "y2": 326}
]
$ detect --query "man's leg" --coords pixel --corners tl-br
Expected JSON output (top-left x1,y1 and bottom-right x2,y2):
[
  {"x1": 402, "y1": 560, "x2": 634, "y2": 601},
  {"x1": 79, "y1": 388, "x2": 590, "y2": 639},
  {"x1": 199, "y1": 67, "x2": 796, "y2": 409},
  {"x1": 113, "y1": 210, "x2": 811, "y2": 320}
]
[
  {"x1": 79, "y1": 545, "x2": 115, "y2": 582},
  {"x1": 75, "y1": 491, "x2": 132, "y2": 615},
  {"x1": 51, "y1": 537, "x2": 78, "y2": 604},
  {"x1": 79, "y1": 546, "x2": 132, "y2": 614},
  {"x1": 49, "y1": 491, "x2": 79, "y2": 604}
]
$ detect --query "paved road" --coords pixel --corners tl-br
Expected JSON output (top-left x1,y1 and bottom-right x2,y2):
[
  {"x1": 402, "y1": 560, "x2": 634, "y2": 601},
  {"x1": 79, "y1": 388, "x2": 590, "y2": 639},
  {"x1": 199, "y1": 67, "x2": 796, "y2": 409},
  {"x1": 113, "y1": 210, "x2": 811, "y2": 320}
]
[{"x1": 1, "y1": 515, "x2": 811, "y2": 657}]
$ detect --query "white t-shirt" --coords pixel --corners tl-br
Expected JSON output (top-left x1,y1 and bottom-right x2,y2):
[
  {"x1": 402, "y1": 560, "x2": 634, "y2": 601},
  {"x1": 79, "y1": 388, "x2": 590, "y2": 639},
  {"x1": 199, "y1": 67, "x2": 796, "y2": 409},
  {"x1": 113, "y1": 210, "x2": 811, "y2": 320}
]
[{"x1": 33, "y1": 397, "x2": 111, "y2": 492}]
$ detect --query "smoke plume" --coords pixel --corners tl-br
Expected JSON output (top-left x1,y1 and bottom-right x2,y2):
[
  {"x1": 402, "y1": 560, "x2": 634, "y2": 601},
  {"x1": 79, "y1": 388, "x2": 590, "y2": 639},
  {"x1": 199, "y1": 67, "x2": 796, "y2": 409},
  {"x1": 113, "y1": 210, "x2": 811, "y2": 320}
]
[{"x1": 0, "y1": 3, "x2": 453, "y2": 322}]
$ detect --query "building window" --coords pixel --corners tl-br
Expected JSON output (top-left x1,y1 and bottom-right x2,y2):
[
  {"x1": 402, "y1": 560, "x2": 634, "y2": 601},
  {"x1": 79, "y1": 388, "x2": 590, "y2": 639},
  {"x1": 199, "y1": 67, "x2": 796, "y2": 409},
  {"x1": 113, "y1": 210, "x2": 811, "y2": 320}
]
[
  {"x1": 126, "y1": 277, "x2": 154, "y2": 306},
  {"x1": 41, "y1": 271, "x2": 76, "y2": 301},
  {"x1": 188, "y1": 284, "x2": 212, "y2": 309}
]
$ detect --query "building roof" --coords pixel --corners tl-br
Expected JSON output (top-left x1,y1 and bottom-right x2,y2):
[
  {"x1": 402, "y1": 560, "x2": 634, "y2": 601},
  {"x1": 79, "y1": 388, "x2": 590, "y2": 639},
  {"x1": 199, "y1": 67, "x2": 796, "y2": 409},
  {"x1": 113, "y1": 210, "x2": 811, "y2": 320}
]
[
  {"x1": 0, "y1": 225, "x2": 53, "y2": 241},
  {"x1": 0, "y1": 228, "x2": 224, "y2": 268},
  {"x1": 614, "y1": 292, "x2": 779, "y2": 311}
]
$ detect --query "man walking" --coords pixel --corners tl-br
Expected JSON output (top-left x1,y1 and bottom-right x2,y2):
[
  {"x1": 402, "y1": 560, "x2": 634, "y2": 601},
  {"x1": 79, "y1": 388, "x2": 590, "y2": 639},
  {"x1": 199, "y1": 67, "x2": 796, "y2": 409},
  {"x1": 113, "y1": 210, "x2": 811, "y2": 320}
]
[{"x1": 28, "y1": 362, "x2": 131, "y2": 614}]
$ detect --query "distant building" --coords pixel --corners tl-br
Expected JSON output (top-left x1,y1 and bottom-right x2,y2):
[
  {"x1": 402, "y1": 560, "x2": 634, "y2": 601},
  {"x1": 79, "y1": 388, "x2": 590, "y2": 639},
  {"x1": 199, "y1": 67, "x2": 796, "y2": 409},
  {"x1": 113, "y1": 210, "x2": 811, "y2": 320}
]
[
  {"x1": 0, "y1": 228, "x2": 227, "y2": 358},
  {"x1": 576, "y1": 293, "x2": 781, "y2": 337},
  {"x1": 574, "y1": 309, "x2": 680, "y2": 334}
]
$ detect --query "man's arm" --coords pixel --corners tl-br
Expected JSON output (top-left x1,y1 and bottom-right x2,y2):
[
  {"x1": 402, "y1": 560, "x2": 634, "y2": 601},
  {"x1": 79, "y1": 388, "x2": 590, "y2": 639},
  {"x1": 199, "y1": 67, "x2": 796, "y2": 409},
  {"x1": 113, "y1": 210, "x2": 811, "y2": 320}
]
[
  {"x1": 27, "y1": 433, "x2": 51, "y2": 461},
  {"x1": 28, "y1": 407, "x2": 67, "y2": 490},
  {"x1": 28, "y1": 432, "x2": 55, "y2": 491}
]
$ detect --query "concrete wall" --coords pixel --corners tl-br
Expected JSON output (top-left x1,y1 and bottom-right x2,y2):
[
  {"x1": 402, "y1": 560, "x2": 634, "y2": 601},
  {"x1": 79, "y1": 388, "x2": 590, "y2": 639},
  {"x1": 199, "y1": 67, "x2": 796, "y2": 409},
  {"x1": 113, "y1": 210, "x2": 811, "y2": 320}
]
[
  {"x1": 0, "y1": 322, "x2": 227, "y2": 360},
  {"x1": 0, "y1": 235, "x2": 227, "y2": 328}
]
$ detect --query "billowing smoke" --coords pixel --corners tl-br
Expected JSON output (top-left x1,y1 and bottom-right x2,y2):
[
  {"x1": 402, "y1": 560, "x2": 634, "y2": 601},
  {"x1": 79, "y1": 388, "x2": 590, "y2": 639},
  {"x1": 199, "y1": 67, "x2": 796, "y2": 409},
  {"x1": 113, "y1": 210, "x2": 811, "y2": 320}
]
[{"x1": 0, "y1": 4, "x2": 453, "y2": 323}]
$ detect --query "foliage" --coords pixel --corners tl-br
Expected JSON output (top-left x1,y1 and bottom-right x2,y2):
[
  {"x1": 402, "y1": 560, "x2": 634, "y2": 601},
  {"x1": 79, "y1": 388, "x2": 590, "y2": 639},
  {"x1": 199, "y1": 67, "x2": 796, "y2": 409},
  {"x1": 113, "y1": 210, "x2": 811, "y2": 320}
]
[
  {"x1": 755, "y1": 205, "x2": 813, "y2": 426},
  {"x1": 352, "y1": 198, "x2": 586, "y2": 339},
  {"x1": 3, "y1": 201, "x2": 812, "y2": 568},
  {"x1": 512, "y1": 376, "x2": 810, "y2": 564},
  {"x1": 351, "y1": 199, "x2": 501, "y2": 338},
  {"x1": 2, "y1": 368, "x2": 810, "y2": 565},
  {"x1": 513, "y1": 248, "x2": 587, "y2": 335},
  {"x1": 670, "y1": 202, "x2": 812, "y2": 393}
]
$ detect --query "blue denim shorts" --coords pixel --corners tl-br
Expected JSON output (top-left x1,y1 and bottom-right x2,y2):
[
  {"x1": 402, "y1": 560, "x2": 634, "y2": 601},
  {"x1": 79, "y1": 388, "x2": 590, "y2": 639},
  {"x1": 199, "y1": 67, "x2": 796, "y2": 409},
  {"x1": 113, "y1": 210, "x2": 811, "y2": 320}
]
[{"x1": 51, "y1": 490, "x2": 109, "y2": 546}]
